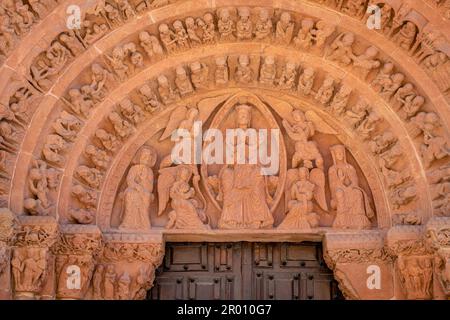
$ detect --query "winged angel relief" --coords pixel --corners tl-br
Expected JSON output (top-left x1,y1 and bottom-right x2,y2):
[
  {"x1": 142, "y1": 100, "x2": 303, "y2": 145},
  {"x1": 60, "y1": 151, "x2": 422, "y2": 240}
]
[{"x1": 156, "y1": 104, "x2": 210, "y2": 229}]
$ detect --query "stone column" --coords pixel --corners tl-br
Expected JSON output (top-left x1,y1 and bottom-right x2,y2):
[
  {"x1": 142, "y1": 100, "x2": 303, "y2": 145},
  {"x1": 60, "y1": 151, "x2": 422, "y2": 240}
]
[
  {"x1": 87, "y1": 232, "x2": 164, "y2": 300},
  {"x1": 0, "y1": 209, "x2": 17, "y2": 300},
  {"x1": 53, "y1": 225, "x2": 103, "y2": 300},
  {"x1": 425, "y1": 217, "x2": 450, "y2": 299},
  {"x1": 323, "y1": 231, "x2": 394, "y2": 300},
  {"x1": 12, "y1": 216, "x2": 58, "y2": 300}
]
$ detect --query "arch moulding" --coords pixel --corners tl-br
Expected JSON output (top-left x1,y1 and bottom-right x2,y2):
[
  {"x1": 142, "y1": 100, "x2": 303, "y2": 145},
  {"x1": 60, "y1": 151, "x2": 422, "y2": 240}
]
[{"x1": 0, "y1": 0, "x2": 449, "y2": 300}]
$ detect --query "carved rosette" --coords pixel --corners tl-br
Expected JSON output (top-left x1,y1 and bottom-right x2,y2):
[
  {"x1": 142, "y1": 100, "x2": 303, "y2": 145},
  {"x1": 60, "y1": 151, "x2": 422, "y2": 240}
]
[
  {"x1": 12, "y1": 216, "x2": 58, "y2": 299},
  {"x1": 52, "y1": 225, "x2": 103, "y2": 300}
]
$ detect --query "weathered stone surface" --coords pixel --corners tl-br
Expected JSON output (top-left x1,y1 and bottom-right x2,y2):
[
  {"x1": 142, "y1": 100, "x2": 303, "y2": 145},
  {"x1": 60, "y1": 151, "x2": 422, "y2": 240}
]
[{"x1": 0, "y1": 0, "x2": 449, "y2": 300}]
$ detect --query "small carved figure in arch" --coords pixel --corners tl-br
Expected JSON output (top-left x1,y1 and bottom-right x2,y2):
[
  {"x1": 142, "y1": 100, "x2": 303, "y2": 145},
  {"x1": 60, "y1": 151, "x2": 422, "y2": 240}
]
[{"x1": 275, "y1": 11, "x2": 294, "y2": 45}]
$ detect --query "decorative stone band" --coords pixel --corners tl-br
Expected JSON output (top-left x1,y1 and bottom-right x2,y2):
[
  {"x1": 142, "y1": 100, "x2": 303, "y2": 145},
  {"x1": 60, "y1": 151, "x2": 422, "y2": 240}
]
[
  {"x1": 323, "y1": 231, "x2": 390, "y2": 269},
  {"x1": 102, "y1": 232, "x2": 164, "y2": 266},
  {"x1": 52, "y1": 224, "x2": 103, "y2": 256},
  {"x1": 385, "y1": 225, "x2": 434, "y2": 257},
  {"x1": 14, "y1": 215, "x2": 58, "y2": 248}
]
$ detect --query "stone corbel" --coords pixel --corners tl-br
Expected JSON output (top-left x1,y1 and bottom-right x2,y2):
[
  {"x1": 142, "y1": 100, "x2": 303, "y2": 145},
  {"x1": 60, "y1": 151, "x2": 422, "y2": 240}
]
[
  {"x1": 425, "y1": 217, "x2": 450, "y2": 298},
  {"x1": 12, "y1": 215, "x2": 58, "y2": 300},
  {"x1": 52, "y1": 225, "x2": 103, "y2": 300},
  {"x1": 0, "y1": 209, "x2": 18, "y2": 299},
  {"x1": 87, "y1": 232, "x2": 164, "y2": 300},
  {"x1": 323, "y1": 231, "x2": 393, "y2": 300},
  {"x1": 386, "y1": 225, "x2": 435, "y2": 300}
]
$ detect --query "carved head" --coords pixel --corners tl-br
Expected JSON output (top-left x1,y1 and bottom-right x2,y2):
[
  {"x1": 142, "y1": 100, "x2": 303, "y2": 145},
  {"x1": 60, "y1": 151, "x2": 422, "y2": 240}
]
[
  {"x1": 263, "y1": 55, "x2": 275, "y2": 66},
  {"x1": 139, "y1": 31, "x2": 151, "y2": 42},
  {"x1": 330, "y1": 144, "x2": 347, "y2": 164},
  {"x1": 158, "y1": 23, "x2": 169, "y2": 34},
  {"x1": 392, "y1": 73, "x2": 405, "y2": 84},
  {"x1": 176, "y1": 66, "x2": 187, "y2": 79},
  {"x1": 157, "y1": 75, "x2": 169, "y2": 86},
  {"x1": 382, "y1": 61, "x2": 394, "y2": 74},
  {"x1": 292, "y1": 110, "x2": 306, "y2": 123},
  {"x1": 235, "y1": 104, "x2": 252, "y2": 128},
  {"x1": 239, "y1": 7, "x2": 250, "y2": 20},
  {"x1": 185, "y1": 17, "x2": 195, "y2": 27},
  {"x1": 301, "y1": 18, "x2": 314, "y2": 31},
  {"x1": 280, "y1": 12, "x2": 291, "y2": 25},
  {"x1": 298, "y1": 167, "x2": 310, "y2": 180},
  {"x1": 219, "y1": 8, "x2": 230, "y2": 21},
  {"x1": 139, "y1": 84, "x2": 153, "y2": 96},
  {"x1": 136, "y1": 146, "x2": 157, "y2": 168},
  {"x1": 341, "y1": 32, "x2": 355, "y2": 46},
  {"x1": 177, "y1": 166, "x2": 192, "y2": 182},
  {"x1": 173, "y1": 20, "x2": 184, "y2": 31},
  {"x1": 238, "y1": 54, "x2": 250, "y2": 66},
  {"x1": 259, "y1": 8, "x2": 269, "y2": 21},
  {"x1": 199, "y1": 13, "x2": 211, "y2": 24}
]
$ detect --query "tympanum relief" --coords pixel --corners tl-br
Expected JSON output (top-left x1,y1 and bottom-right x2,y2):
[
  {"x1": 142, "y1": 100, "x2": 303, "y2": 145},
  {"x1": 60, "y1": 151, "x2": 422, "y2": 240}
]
[{"x1": 106, "y1": 92, "x2": 379, "y2": 231}]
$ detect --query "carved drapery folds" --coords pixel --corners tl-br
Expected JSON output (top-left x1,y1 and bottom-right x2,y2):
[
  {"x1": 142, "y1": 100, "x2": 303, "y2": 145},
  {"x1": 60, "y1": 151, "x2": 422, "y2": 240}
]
[{"x1": 0, "y1": 0, "x2": 449, "y2": 301}]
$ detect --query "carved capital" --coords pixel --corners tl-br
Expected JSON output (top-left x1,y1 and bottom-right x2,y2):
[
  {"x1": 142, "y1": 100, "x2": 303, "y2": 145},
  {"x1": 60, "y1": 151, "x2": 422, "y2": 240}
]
[
  {"x1": 323, "y1": 231, "x2": 393, "y2": 300},
  {"x1": 87, "y1": 232, "x2": 164, "y2": 300},
  {"x1": 11, "y1": 216, "x2": 58, "y2": 299},
  {"x1": 53, "y1": 225, "x2": 103, "y2": 300}
]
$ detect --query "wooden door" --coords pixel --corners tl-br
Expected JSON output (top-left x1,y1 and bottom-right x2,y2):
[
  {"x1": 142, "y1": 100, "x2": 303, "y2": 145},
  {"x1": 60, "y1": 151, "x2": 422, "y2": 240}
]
[{"x1": 149, "y1": 242, "x2": 342, "y2": 300}]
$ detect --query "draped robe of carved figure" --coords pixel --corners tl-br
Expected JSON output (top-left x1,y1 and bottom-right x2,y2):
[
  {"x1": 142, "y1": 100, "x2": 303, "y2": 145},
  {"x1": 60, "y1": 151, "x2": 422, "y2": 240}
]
[
  {"x1": 278, "y1": 175, "x2": 319, "y2": 230},
  {"x1": 119, "y1": 148, "x2": 155, "y2": 231},
  {"x1": 168, "y1": 166, "x2": 207, "y2": 229},
  {"x1": 328, "y1": 145, "x2": 374, "y2": 229},
  {"x1": 217, "y1": 104, "x2": 274, "y2": 229}
]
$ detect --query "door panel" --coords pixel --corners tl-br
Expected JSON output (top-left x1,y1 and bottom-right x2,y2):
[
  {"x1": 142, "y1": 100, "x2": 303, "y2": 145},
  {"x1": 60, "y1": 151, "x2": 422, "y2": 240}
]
[{"x1": 149, "y1": 242, "x2": 342, "y2": 300}]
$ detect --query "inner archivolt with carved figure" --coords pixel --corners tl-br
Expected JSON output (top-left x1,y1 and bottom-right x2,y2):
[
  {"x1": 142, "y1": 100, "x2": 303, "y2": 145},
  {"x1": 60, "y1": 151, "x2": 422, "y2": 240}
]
[{"x1": 0, "y1": 0, "x2": 449, "y2": 301}]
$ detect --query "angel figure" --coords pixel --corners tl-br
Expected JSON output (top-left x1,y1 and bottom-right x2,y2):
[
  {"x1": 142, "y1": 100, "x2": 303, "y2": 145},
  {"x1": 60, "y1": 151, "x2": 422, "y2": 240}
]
[
  {"x1": 119, "y1": 147, "x2": 156, "y2": 231},
  {"x1": 279, "y1": 167, "x2": 327, "y2": 230},
  {"x1": 159, "y1": 105, "x2": 199, "y2": 142},
  {"x1": 157, "y1": 163, "x2": 209, "y2": 229},
  {"x1": 282, "y1": 110, "x2": 326, "y2": 169},
  {"x1": 329, "y1": 144, "x2": 374, "y2": 230}
]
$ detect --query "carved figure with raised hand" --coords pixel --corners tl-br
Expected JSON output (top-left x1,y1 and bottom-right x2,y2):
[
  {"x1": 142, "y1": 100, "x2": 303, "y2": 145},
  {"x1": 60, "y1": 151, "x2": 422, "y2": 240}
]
[
  {"x1": 217, "y1": 8, "x2": 235, "y2": 41},
  {"x1": 254, "y1": 8, "x2": 272, "y2": 41},
  {"x1": 236, "y1": 7, "x2": 252, "y2": 40},
  {"x1": 328, "y1": 32, "x2": 356, "y2": 66}
]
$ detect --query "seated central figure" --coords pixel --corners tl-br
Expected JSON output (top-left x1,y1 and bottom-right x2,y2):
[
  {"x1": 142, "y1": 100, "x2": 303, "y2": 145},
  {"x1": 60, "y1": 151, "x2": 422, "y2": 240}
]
[{"x1": 217, "y1": 104, "x2": 274, "y2": 229}]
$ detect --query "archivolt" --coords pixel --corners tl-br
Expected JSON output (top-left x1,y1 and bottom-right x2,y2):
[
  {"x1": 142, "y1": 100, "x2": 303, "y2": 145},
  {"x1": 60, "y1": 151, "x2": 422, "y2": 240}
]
[{"x1": 2, "y1": 0, "x2": 448, "y2": 227}]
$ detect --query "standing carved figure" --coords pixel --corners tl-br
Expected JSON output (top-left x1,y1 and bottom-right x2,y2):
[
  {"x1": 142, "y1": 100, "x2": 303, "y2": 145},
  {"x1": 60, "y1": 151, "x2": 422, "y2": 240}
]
[
  {"x1": 275, "y1": 12, "x2": 294, "y2": 45},
  {"x1": 119, "y1": 147, "x2": 157, "y2": 231}
]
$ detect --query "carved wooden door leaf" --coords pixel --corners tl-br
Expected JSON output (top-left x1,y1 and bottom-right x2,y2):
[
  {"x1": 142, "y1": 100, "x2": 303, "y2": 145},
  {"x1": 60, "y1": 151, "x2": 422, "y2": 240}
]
[{"x1": 149, "y1": 242, "x2": 342, "y2": 300}]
